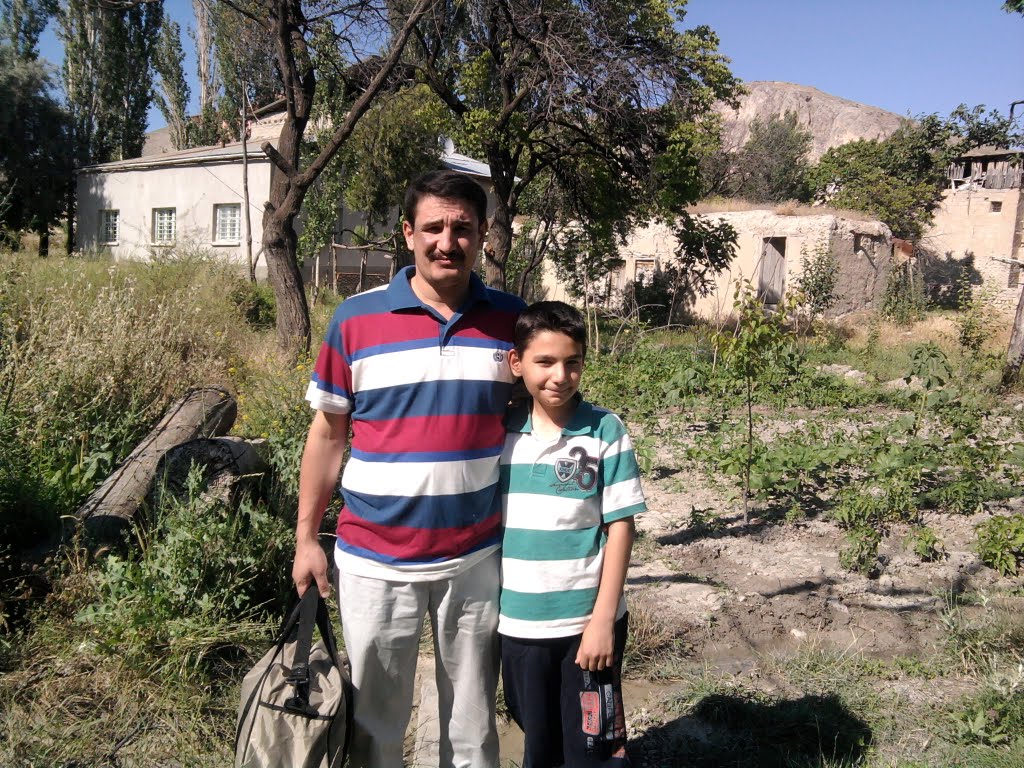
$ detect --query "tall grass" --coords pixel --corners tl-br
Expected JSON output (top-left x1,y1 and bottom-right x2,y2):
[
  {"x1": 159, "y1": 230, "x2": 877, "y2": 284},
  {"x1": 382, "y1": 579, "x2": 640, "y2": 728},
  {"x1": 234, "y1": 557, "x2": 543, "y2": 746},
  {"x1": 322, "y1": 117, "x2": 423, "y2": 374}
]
[{"x1": 0, "y1": 253, "x2": 255, "y2": 547}]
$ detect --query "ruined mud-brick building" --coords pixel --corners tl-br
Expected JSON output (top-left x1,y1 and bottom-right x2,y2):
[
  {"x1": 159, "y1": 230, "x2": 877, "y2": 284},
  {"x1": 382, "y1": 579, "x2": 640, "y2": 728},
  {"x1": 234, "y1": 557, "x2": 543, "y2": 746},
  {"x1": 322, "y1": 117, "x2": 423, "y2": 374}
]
[
  {"x1": 924, "y1": 146, "x2": 1023, "y2": 309},
  {"x1": 540, "y1": 208, "x2": 892, "y2": 321}
]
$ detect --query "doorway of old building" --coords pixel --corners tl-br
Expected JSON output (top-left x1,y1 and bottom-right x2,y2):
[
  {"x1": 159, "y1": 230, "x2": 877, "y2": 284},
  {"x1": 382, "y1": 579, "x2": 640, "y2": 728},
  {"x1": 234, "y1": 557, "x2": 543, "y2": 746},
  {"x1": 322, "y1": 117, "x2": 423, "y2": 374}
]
[{"x1": 759, "y1": 237, "x2": 786, "y2": 306}]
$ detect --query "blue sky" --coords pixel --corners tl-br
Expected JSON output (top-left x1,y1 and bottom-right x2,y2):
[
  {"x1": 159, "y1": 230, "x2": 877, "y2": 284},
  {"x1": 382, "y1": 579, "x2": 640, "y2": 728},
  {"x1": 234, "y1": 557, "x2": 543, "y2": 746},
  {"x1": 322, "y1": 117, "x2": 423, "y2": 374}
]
[
  {"x1": 38, "y1": 0, "x2": 1024, "y2": 130},
  {"x1": 684, "y1": 0, "x2": 1024, "y2": 119}
]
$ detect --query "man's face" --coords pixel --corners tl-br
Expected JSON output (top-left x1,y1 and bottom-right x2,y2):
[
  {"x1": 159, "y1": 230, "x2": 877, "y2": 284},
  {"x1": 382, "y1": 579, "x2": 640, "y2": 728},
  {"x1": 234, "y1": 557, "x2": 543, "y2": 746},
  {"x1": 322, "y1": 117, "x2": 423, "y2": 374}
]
[{"x1": 403, "y1": 194, "x2": 486, "y2": 297}]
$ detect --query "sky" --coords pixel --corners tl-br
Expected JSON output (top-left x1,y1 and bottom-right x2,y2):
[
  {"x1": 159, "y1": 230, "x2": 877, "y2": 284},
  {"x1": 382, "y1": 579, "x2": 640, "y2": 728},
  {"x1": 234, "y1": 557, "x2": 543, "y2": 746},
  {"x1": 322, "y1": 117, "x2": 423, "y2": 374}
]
[
  {"x1": 37, "y1": 0, "x2": 1024, "y2": 131},
  {"x1": 684, "y1": 0, "x2": 1024, "y2": 119}
]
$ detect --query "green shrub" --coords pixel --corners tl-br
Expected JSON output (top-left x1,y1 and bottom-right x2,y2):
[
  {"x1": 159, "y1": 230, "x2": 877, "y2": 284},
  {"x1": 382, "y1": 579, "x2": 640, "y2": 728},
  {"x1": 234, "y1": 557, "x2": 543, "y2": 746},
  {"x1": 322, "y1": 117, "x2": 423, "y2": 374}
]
[
  {"x1": 76, "y1": 465, "x2": 293, "y2": 680},
  {"x1": 793, "y1": 238, "x2": 839, "y2": 319},
  {"x1": 839, "y1": 525, "x2": 883, "y2": 575},
  {"x1": 229, "y1": 281, "x2": 277, "y2": 330},
  {"x1": 975, "y1": 514, "x2": 1024, "y2": 576},
  {"x1": 905, "y1": 525, "x2": 945, "y2": 562},
  {"x1": 883, "y1": 261, "x2": 928, "y2": 324}
]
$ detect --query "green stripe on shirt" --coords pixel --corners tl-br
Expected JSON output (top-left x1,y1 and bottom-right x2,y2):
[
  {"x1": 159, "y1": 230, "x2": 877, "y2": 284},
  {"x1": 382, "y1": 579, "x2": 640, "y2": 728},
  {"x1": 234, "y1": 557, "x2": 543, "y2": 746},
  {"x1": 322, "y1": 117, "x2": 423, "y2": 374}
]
[
  {"x1": 500, "y1": 586, "x2": 600, "y2": 621},
  {"x1": 501, "y1": 527, "x2": 602, "y2": 561}
]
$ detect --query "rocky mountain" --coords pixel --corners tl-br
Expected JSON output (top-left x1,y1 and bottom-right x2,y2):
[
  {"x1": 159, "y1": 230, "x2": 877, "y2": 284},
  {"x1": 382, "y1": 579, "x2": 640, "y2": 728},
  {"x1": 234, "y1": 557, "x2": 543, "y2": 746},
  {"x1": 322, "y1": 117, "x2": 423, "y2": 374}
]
[{"x1": 716, "y1": 81, "x2": 909, "y2": 161}]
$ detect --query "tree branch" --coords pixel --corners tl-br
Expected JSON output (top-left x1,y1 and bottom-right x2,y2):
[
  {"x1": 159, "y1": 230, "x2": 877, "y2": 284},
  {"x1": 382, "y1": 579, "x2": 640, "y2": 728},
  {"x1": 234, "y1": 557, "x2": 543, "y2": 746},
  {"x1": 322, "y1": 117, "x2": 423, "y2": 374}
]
[
  {"x1": 261, "y1": 141, "x2": 295, "y2": 177},
  {"x1": 294, "y1": 0, "x2": 436, "y2": 192}
]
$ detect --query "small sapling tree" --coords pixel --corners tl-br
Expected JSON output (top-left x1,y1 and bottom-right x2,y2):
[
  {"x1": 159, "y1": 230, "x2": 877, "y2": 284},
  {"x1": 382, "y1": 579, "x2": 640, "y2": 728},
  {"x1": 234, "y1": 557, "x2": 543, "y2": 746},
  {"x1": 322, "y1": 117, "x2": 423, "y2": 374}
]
[{"x1": 720, "y1": 281, "x2": 801, "y2": 525}]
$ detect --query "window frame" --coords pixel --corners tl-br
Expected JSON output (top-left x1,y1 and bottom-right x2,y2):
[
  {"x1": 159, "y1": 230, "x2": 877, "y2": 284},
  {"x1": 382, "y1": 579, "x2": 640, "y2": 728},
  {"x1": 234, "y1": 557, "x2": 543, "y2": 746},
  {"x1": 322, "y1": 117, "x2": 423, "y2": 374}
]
[
  {"x1": 100, "y1": 209, "x2": 120, "y2": 245},
  {"x1": 213, "y1": 203, "x2": 242, "y2": 244},
  {"x1": 152, "y1": 207, "x2": 176, "y2": 245}
]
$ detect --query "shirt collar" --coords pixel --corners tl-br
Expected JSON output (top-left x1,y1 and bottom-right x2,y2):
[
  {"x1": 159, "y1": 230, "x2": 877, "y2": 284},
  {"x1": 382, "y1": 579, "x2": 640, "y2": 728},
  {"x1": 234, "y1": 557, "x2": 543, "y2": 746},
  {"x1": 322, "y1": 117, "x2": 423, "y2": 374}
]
[
  {"x1": 507, "y1": 396, "x2": 592, "y2": 436},
  {"x1": 386, "y1": 265, "x2": 492, "y2": 313}
]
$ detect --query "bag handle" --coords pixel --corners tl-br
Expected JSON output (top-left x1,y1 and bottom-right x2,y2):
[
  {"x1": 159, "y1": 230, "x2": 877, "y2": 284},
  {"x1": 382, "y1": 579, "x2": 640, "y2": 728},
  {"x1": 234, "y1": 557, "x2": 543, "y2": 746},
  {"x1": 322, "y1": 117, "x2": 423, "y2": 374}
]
[{"x1": 284, "y1": 587, "x2": 339, "y2": 716}]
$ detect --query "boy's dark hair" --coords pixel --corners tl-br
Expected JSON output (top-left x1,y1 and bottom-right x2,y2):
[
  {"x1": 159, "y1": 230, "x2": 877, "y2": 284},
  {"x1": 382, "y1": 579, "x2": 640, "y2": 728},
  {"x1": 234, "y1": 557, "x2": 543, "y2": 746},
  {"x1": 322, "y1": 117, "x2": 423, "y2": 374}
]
[
  {"x1": 514, "y1": 301, "x2": 587, "y2": 357},
  {"x1": 404, "y1": 170, "x2": 488, "y2": 227}
]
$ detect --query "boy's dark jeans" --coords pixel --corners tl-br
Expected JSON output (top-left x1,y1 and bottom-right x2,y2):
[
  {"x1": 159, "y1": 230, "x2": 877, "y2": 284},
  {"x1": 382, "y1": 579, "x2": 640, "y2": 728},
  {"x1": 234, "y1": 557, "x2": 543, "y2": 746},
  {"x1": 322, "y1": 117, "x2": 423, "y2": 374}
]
[{"x1": 500, "y1": 614, "x2": 630, "y2": 768}]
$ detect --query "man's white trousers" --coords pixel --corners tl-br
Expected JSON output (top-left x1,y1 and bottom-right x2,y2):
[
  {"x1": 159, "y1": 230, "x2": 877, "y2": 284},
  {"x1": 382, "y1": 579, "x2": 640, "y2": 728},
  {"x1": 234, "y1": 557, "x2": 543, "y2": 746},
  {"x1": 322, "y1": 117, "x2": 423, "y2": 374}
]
[{"x1": 336, "y1": 551, "x2": 500, "y2": 768}]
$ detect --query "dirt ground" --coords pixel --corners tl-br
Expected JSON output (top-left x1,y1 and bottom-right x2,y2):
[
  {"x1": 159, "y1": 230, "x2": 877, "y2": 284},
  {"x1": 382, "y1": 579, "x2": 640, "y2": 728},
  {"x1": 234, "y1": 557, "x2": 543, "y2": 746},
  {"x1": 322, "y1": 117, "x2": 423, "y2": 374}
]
[{"x1": 632, "y1": 467, "x2": 1018, "y2": 664}]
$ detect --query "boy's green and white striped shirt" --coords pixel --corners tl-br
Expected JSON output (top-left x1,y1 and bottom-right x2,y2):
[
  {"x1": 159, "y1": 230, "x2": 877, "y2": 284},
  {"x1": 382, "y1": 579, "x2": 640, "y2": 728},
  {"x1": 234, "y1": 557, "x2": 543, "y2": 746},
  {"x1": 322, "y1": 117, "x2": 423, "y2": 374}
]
[{"x1": 497, "y1": 399, "x2": 647, "y2": 639}]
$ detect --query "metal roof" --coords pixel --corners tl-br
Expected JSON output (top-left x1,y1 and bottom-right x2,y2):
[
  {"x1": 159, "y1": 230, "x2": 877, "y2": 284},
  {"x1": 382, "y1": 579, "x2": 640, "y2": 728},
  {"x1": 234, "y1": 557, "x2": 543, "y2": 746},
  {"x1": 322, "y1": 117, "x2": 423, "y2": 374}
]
[{"x1": 79, "y1": 138, "x2": 492, "y2": 179}]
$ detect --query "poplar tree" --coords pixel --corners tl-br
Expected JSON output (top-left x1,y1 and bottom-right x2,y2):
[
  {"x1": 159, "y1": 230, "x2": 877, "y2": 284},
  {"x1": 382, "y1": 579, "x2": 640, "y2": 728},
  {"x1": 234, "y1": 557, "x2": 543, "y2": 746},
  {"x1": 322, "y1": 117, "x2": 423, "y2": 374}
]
[
  {"x1": 59, "y1": 0, "x2": 162, "y2": 165},
  {"x1": 153, "y1": 19, "x2": 191, "y2": 150},
  {"x1": 0, "y1": 0, "x2": 55, "y2": 59}
]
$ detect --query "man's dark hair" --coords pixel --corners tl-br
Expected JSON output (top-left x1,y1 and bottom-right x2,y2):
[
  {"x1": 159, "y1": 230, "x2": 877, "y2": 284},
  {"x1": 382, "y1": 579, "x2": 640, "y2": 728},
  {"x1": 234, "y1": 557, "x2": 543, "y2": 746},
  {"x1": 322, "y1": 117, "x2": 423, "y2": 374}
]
[
  {"x1": 404, "y1": 170, "x2": 488, "y2": 226},
  {"x1": 514, "y1": 301, "x2": 587, "y2": 358}
]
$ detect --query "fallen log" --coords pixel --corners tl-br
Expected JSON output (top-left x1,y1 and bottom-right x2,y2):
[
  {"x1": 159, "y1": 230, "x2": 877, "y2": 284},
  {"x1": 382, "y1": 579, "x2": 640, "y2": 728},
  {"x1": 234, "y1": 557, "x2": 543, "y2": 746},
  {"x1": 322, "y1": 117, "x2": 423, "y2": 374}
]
[
  {"x1": 148, "y1": 435, "x2": 270, "y2": 512},
  {"x1": 75, "y1": 387, "x2": 237, "y2": 548}
]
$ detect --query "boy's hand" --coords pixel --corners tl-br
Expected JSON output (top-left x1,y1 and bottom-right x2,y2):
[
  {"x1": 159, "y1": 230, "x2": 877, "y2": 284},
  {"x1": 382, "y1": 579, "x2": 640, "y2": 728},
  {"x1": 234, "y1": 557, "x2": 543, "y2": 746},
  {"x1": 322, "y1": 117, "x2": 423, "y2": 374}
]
[{"x1": 576, "y1": 616, "x2": 615, "y2": 671}]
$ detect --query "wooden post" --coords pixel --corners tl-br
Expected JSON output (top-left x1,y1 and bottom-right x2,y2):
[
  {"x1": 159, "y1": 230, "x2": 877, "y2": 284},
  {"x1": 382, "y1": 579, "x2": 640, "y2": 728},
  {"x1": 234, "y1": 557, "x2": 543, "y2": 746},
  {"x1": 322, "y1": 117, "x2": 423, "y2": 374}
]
[{"x1": 241, "y1": 78, "x2": 255, "y2": 283}]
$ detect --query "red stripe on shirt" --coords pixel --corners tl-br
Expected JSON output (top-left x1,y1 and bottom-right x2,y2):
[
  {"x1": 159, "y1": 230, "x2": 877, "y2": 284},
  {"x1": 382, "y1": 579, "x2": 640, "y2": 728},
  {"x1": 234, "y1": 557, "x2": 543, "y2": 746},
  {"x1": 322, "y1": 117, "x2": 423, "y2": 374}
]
[
  {"x1": 351, "y1": 413, "x2": 506, "y2": 455},
  {"x1": 342, "y1": 312, "x2": 439, "y2": 348}
]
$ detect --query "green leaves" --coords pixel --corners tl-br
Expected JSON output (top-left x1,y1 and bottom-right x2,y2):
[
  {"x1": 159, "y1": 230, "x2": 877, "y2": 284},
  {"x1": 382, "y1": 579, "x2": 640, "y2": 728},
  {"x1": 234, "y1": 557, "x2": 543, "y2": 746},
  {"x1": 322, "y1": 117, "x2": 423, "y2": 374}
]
[{"x1": 975, "y1": 514, "x2": 1024, "y2": 576}]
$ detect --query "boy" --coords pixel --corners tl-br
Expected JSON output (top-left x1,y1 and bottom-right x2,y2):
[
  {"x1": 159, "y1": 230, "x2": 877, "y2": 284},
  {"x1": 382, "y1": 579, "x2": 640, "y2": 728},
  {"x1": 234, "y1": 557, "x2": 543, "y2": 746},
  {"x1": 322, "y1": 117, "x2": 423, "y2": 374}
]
[{"x1": 498, "y1": 301, "x2": 647, "y2": 767}]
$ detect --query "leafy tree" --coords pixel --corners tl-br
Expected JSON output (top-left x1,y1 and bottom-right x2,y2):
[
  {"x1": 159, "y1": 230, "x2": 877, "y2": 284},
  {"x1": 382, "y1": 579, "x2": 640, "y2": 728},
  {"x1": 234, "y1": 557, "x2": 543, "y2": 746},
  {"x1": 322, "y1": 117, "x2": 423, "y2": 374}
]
[
  {"x1": 214, "y1": 0, "x2": 434, "y2": 353},
  {"x1": 0, "y1": 43, "x2": 72, "y2": 253},
  {"x1": 298, "y1": 85, "x2": 446, "y2": 269},
  {"x1": 1004, "y1": 0, "x2": 1024, "y2": 15},
  {"x1": 406, "y1": 0, "x2": 740, "y2": 291},
  {"x1": 807, "y1": 106, "x2": 1020, "y2": 240},
  {"x1": 59, "y1": 0, "x2": 163, "y2": 165},
  {"x1": 730, "y1": 111, "x2": 812, "y2": 202},
  {"x1": 0, "y1": 0, "x2": 55, "y2": 59},
  {"x1": 153, "y1": 20, "x2": 191, "y2": 150},
  {"x1": 209, "y1": 1, "x2": 281, "y2": 145}
]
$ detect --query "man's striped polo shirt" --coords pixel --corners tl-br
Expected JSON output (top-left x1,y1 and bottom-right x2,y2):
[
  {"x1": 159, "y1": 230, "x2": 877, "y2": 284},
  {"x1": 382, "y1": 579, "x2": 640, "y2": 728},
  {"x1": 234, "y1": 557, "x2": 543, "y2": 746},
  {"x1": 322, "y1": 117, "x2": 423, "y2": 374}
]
[
  {"x1": 498, "y1": 399, "x2": 647, "y2": 639},
  {"x1": 306, "y1": 266, "x2": 524, "y2": 579}
]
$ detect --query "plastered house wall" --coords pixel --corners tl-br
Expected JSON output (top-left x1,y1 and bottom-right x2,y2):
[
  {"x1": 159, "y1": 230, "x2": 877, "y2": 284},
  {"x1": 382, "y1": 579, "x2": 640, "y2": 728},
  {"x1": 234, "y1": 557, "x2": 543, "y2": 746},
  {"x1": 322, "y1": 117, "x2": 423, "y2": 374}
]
[
  {"x1": 77, "y1": 151, "x2": 272, "y2": 269},
  {"x1": 540, "y1": 210, "x2": 891, "y2": 319},
  {"x1": 923, "y1": 186, "x2": 1024, "y2": 309}
]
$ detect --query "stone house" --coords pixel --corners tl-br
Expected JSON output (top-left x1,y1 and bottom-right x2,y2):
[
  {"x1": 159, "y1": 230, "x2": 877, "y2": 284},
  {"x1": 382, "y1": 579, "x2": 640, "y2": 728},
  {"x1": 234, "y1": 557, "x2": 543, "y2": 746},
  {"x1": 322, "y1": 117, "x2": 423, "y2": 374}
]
[
  {"x1": 540, "y1": 208, "x2": 893, "y2": 320},
  {"x1": 922, "y1": 146, "x2": 1023, "y2": 309}
]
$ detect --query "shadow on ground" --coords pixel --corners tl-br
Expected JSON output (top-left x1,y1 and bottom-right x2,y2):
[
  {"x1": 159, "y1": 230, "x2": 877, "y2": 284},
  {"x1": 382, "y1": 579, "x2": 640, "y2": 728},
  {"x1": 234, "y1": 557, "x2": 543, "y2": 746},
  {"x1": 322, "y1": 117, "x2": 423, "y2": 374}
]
[{"x1": 630, "y1": 692, "x2": 871, "y2": 767}]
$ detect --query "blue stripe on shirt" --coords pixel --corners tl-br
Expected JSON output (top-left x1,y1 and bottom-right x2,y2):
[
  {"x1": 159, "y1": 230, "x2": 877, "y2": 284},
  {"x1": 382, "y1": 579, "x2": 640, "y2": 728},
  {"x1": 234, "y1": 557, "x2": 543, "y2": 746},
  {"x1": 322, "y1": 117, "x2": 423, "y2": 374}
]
[{"x1": 351, "y1": 379, "x2": 512, "y2": 421}]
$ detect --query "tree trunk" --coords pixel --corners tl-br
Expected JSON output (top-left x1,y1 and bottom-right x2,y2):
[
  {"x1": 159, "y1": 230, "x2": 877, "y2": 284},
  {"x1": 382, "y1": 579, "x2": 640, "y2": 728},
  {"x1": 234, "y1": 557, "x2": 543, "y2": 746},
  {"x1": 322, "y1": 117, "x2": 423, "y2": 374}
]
[
  {"x1": 263, "y1": 202, "x2": 312, "y2": 355},
  {"x1": 75, "y1": 388, "x2": 237, "y2": 549},
  {"x1": 38, "y1": 228, "x2": 50, "y2": 257},
  {"x1": 257, "y1": 0, "x2": 434, "y2": 354},
  {"x1": 485, "y1": 196, "x2": 513, "y2": 291},
  {"x1": 66, "y1": 181, "x2": 75, "y2": 255},
  {"x1": 1002, "y1": 188, "x2": 1024, "y2": 386}
]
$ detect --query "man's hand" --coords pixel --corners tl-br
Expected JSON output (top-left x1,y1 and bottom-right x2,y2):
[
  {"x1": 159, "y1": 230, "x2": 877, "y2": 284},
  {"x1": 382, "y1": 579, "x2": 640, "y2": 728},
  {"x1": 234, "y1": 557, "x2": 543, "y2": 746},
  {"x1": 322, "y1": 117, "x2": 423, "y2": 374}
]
[
  {"x1": 293, "y1": 537, "x2": 330, "y2": 597},
  {"x1": 575, "y1": 616, "x2": 615, "y2": 671}
]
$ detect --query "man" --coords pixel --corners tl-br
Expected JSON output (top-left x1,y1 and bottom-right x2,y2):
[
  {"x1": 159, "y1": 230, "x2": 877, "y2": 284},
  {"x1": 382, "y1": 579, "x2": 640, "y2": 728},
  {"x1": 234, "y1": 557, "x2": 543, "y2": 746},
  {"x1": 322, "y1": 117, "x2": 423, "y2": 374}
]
[{"x1": 293, "y1": 170, "x2": 525, "y2": 768}]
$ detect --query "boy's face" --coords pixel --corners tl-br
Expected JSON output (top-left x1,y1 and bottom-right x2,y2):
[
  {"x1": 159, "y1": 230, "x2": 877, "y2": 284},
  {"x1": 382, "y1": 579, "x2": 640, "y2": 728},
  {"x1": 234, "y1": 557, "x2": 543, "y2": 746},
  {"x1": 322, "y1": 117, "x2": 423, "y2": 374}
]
[{"x1": 509, "y1": 330, "x2": 584, "y2": 413}]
